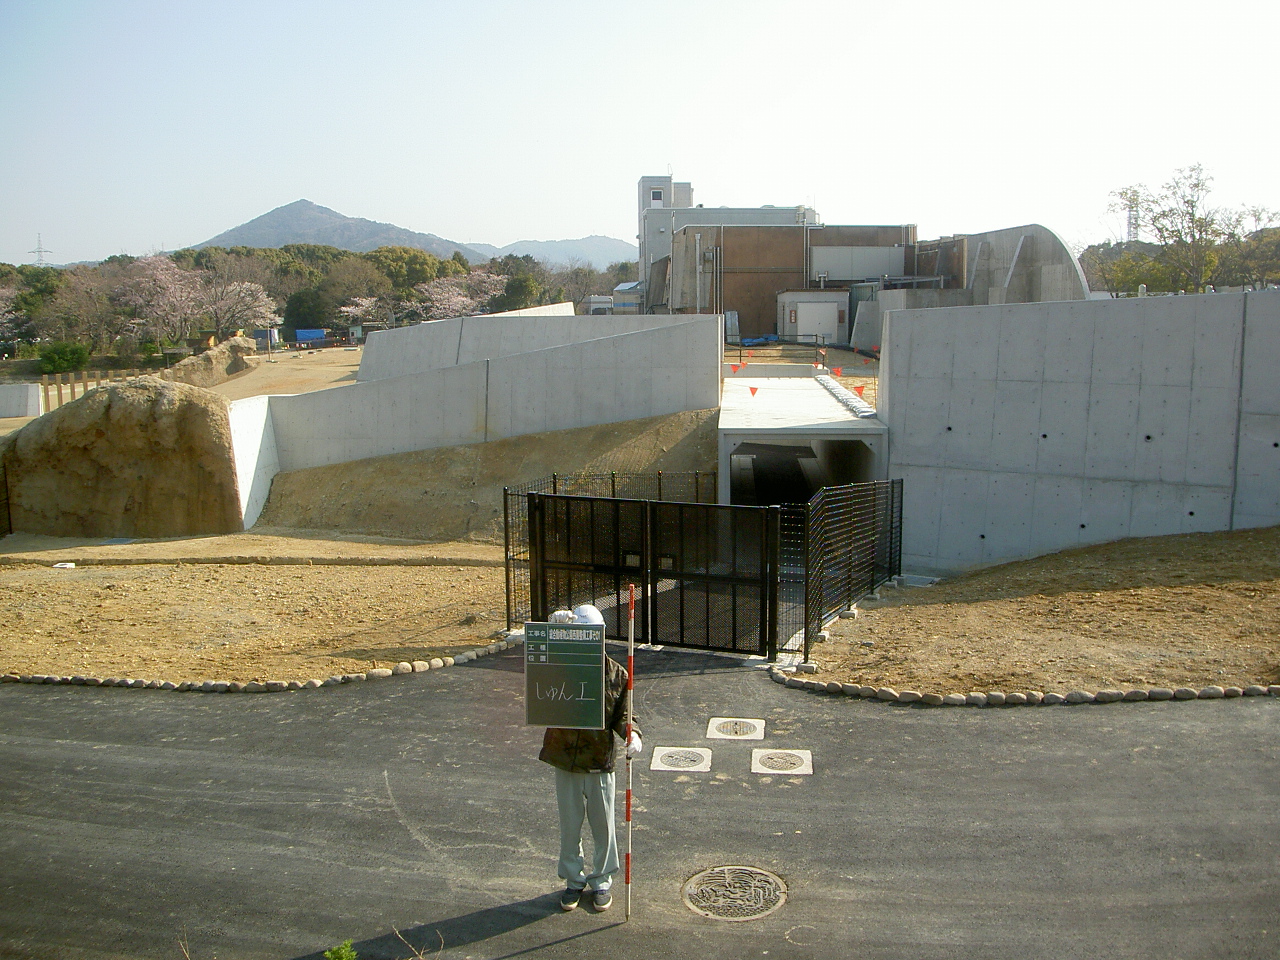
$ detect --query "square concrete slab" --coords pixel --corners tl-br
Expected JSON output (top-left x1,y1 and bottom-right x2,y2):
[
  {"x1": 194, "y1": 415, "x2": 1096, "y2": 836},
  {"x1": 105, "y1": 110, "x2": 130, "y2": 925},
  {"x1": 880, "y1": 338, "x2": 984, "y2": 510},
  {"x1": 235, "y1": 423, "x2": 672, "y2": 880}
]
[
  {"x1": 650, "y1": 747, "x2": 712, "y2": 772},
  {"x1": 751, "y1": 748, "x2": 813, "y2": 775},
  {"x1": 705, "y1": 717, "x2": 766, "y2": 740}
]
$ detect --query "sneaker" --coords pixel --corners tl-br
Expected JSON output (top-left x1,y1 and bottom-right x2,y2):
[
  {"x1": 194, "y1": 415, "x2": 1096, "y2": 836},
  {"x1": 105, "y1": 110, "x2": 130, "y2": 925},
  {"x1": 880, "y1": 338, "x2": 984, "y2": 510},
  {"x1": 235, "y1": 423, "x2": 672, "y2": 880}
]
[
  {"x1": 560, "y1": 887, "x2": 583, "y2": 911},
  {"x1": 591, "y1": 888, "x2": 612, "y2": 912}
]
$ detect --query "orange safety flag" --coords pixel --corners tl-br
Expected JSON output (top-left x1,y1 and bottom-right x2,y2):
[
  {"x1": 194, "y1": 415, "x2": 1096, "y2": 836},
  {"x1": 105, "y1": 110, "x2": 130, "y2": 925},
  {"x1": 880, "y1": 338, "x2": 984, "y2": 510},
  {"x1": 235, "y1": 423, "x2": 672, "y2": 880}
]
[
  {"x1": 731, "y1": 363, "x2": 741, "y2": 373},
  {"x1": 749, "y1": 386, "x2": 758, "y2": 396},
  {"x1": 832, "y1": 367, "x2": 842, "y2": 376},
  {"x1": 812, "y1": 362, "x2": 820, "y2": 368},
  {"x1": 747, "y1": 350, "x2": 754, "y2": 357},
  {"x1": 854, "y1": 385, "x2": 865, "y2": 397},
  {"x1": 863, "y1": 358, "x2": 872, "y2": 365}
]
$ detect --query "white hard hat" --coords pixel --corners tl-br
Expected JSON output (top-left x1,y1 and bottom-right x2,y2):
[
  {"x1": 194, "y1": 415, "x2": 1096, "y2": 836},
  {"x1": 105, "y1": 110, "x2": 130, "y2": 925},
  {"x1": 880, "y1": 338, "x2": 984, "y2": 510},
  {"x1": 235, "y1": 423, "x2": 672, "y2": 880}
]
[{"x1": 571, "y1": 604, "x2": 605, "y2": 625}]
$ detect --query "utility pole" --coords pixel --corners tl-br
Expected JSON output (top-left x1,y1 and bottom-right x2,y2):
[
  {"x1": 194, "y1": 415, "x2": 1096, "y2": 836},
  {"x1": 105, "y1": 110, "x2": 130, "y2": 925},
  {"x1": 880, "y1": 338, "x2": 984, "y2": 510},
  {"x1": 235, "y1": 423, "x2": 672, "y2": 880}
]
[{"x1": 29, "y1": 234, "x2": 53, "y2": 265}]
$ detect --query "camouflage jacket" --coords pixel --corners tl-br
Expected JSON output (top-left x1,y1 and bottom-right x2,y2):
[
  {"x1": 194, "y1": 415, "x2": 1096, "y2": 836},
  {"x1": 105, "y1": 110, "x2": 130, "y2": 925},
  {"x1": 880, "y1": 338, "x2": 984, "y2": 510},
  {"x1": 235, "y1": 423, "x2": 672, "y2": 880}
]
[{"x1": 539, "y1": 657, "x2": 639, "y2": 775}]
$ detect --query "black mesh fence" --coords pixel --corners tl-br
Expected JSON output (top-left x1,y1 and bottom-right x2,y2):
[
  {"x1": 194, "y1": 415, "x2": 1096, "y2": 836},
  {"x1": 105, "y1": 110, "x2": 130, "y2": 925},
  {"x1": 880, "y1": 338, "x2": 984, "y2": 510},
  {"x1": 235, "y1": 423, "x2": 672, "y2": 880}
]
[
  {"x1": 505, "y1": 472, "x2": 715, "y2": 627},
  {"x1": 803, "y1": 479, "x2": 902, "y2": 658}
]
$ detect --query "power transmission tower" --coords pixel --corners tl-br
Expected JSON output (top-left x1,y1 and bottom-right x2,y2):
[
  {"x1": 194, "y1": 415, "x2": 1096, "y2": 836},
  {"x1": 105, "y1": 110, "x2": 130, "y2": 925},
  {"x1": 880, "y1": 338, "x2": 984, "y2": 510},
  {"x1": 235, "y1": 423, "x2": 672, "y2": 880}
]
[
  {"x1": 1126, "y1": 204, "x2": 1139, "y2": 243},
  {"x1": 29, "y1": 234, "x2": 53, "y2": 265}
]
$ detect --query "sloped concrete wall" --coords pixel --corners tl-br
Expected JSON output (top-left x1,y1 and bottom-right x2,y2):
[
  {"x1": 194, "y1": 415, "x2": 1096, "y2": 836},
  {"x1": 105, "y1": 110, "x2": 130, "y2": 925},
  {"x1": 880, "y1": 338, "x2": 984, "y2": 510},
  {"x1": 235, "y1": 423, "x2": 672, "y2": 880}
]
[
  {"x1": 0, "y1": 383, "x2": 42, "y2": 417},
  {"x1": 261, "y1": 317, "x2": 722, "y2": 475},
  {"x1": 883, "y1": 290, "x2": 1280, "y2": 574},
  {"x1": 358, "y1": 314, "x2": 698, "y2": 382},
  {"x1": 227, "y1": 395, "x2": 279, "y2": 528}
]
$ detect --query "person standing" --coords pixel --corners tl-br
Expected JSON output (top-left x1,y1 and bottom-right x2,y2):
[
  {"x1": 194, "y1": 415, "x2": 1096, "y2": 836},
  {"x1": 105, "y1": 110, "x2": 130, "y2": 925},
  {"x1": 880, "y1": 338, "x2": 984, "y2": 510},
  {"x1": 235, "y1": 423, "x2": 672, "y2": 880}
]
[{"x1": 538, "y1": 605, "x2": 642, "y2": 912}]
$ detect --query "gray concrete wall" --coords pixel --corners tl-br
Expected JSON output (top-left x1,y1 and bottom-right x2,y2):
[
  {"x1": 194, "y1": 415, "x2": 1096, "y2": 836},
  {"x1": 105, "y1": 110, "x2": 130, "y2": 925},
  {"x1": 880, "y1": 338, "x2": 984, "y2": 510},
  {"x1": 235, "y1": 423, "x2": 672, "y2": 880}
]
[
  {"x1": 882, "y1": 290, "x2": 1280, "y2": 575},
  {"x1": 852, "y1": 290, "x2": 974, "y2": 353},
  {"x1": 964, "y1": 223, "x2": 1089, "y2": 304},
  {"x1": 358, "y1": 314, "x2": 696, "y2": 382},
  {"x1": 264, "y1": 317, "x2": 723, "y2": 475},
  {"x1": 227, "y1": 395, "x2": 279, "y2": 529},
  {"x1": 0, "y1": 383, "x2": 42, "y2": 417}
]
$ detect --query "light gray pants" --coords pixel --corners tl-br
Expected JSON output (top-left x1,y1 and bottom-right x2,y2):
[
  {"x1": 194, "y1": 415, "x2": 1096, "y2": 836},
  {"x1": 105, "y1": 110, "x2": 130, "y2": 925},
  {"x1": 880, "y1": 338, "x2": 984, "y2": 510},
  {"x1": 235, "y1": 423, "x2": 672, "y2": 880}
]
[{"x1": 554, "y1": 768, "x2": 619, "y2": 892}]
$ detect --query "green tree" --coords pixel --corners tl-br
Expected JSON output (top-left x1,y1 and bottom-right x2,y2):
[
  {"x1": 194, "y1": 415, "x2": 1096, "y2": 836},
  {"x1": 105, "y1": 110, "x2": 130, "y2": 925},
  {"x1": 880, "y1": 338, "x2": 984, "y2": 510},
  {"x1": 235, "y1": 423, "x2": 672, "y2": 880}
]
[
  {"x1": 488, "y1": 274, "x2": 542, "y2": 312},
  {"x1": 363, "y1": 246, "x2": 442, "y2": 290},
  {"x1": 284, "y1": 288, "x2": 337, "y2": 330},
  {"x1": 39, "y1": 341, "x2": 90, "y2": 373},
  {"x1": 450, "y1": 249, "x2": 470, "y2": 270},
  {"x1": 1112, "y1": 164, "x2": 1230, "y2": 293}
]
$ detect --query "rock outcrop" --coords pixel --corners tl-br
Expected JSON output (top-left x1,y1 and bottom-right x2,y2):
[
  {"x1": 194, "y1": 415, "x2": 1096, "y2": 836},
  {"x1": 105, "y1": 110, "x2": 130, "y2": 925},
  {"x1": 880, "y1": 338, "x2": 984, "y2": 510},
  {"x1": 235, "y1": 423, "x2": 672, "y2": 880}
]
[
  {"x1": 167, "y1": 336, "x2": 260, "y2": 388},
  {"x1": 0, "y1": 377, "x2": 242, "y2": 537}
]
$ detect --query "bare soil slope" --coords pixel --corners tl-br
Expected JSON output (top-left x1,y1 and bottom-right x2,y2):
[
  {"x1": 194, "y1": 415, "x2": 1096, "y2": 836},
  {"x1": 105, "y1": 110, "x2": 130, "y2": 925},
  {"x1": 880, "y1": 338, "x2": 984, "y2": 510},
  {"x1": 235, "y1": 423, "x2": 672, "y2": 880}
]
[
  {"x1": 257, "y1": 408, "x2": 720, "y2": 542},
  {"x1": 819, "y1": 525, "x2": 1280, "y2": 694}
]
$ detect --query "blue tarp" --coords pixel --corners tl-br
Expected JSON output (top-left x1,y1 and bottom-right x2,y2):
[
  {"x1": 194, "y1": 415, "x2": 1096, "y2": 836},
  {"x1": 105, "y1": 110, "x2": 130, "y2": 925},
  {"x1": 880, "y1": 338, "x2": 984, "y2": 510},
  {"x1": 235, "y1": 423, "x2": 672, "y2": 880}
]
[
  {"x1": 739, "y1": 335, "x2": 779, "y2": 347},
  {"x1": 294, "y1": 329, "x2": 326, "y2": 342}
]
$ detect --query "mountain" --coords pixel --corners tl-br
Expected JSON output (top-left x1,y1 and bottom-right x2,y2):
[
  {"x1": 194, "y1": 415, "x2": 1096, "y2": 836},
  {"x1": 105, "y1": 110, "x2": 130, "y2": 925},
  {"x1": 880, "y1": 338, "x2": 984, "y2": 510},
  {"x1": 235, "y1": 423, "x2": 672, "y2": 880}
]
[
  {"x1": 193, "y1": 200, "x2": 485, "y2": 261},
  {"x1": 193, "y1": 201, "x2": 638, "y2": 270},
  {"x1": 465, "y1": 236, "x2": 638, "y2": 270}
]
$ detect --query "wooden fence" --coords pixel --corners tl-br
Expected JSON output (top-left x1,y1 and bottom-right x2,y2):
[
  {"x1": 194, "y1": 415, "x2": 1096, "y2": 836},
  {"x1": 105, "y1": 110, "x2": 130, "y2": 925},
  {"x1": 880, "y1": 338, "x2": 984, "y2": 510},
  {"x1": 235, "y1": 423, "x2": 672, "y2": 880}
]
[{"x1": 39, "y1": 369, "x2": 174, "y2": 413}]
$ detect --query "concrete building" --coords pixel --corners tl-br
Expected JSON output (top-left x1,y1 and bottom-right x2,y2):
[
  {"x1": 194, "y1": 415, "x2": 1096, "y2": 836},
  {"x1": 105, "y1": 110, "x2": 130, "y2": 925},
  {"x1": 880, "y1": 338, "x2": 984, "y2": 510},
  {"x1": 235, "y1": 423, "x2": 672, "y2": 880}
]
[
  {"x1": 661, "y1": 222, "x2": 921, "y2": 339},
  {"x1": 851, "y1": 224, "x2": 1089, "y2": 353},
  {"x1": 636, "y1": 174, "x2": 819, "y2": 316}
]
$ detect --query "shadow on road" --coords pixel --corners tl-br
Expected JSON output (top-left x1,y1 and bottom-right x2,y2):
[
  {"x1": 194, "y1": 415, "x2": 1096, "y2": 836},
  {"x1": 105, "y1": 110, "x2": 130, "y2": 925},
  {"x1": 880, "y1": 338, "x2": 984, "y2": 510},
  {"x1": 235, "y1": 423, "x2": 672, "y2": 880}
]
[{"x1": 288, "y1": 893, "x2": 621, "y2": 960}]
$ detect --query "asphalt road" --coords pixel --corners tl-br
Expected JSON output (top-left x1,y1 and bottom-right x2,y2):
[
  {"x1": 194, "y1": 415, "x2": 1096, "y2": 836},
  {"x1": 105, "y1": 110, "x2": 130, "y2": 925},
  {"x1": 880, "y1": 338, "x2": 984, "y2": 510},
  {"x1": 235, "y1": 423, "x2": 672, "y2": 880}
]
[{"x1": 2, "y1": 647, "x2": 1277, "y2": 960}]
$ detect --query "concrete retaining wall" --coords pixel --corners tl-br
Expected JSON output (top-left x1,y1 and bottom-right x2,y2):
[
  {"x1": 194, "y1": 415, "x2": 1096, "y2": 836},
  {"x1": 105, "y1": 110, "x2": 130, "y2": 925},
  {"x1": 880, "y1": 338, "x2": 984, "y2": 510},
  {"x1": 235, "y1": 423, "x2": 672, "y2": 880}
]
[
  {"x1": 359, "y1": 314, "x2": 698, "y2": 382},
  {"x1": 227, "y1": 395, "x2": 279, "y2": 529},
  {"x1": 0, "y1": 383, "x2": 42, "y2": 417},
  {"x1": 882, "y1": 290, "x2": 1280, "y2": 575},
  {"x1": 231, "y1": 317, "x2": 723, "y2": 520}
]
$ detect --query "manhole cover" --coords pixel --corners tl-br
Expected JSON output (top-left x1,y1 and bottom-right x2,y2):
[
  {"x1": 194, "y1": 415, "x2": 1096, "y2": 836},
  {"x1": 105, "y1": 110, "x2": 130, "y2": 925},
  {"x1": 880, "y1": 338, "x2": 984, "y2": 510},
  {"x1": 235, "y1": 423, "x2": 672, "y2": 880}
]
[
  {"x1": 750, "y1": 748, "x2": 814, "y2": 775},
  {"x1": 650, "y1": 747, "x2": 712, "y2": 772},
  {"x1": 758, "y1": 751, "x2": 803, "y2": 771},
  {"x1": 660, "y1": 749, "x2": 705, "y2": 768},
  {"x1": 682, "y1": 865, "x2": 787, "y2": 921},
  {"x1": 706, "y1": 716, "x2": 766, "y2": 740}
]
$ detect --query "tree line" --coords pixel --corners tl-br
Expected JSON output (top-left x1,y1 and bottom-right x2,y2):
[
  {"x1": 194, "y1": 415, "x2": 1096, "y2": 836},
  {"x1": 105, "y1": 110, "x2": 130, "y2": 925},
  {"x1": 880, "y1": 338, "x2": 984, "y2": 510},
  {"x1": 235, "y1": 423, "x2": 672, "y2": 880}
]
[
  {"x1": 1080, "y1": 164, "x2": 1279, "y2": 296},
  {"x1": 0, "y1": 243, "x2": 638, "y2": 366}
]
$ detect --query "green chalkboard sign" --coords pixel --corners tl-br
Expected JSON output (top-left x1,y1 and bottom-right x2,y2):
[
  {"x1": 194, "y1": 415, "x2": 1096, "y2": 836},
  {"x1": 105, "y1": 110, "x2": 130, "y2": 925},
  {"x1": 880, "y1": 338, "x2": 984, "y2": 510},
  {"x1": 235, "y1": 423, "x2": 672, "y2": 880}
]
[{"x1": 524, "y1": 621, "x2": 606, "y2": 729}]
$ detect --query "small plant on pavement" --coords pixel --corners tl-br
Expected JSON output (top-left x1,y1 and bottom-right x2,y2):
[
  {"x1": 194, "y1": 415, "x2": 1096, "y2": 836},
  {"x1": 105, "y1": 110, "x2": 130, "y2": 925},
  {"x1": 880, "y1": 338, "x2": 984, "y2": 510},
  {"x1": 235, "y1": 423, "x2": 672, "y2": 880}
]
[{"x1": 323, "y1": 941, "x2": 358, "y2": 960}]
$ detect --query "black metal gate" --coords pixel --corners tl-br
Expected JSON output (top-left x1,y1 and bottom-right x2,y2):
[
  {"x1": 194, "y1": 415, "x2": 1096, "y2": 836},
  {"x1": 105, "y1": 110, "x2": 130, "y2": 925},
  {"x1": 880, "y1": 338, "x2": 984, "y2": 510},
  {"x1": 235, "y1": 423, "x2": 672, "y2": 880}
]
[
  {"x1": 511, "y1": 477, "x2": 903, "y2": 662},
  {"x1": 527, "y1": 493, "x2": 779, "y2": 658}
]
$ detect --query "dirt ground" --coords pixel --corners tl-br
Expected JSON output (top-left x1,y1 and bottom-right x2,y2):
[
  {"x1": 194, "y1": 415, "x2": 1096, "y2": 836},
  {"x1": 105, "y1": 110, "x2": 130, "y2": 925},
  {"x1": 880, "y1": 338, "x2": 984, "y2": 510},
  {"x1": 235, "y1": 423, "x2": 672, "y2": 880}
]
[
  {"x1": 818, "y1": 525, "x2": 1280, "y2": 694},
  {"x1": 207, "y1": 345, "x2": 362, "y2": 400},
  {"x1": 0, "y1": 535, "x2": 507, "y2": 683},
  {"x1": 3, "y1": 524, "x2": 1277, "y2": 689}
]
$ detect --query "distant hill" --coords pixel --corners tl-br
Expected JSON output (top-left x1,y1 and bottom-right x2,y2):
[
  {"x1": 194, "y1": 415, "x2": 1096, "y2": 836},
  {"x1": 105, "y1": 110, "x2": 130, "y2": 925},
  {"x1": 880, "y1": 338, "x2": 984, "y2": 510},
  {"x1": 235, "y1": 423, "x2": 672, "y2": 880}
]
[
  {"x1": 466, "y1": 236, "x2": 638, "y2": 269},
  {"x1": 193, "y1": 200, "x2": 485, "y2": 261},
  {"x1": 193, "y1": 200, "x2": 638, "y2": 269}
]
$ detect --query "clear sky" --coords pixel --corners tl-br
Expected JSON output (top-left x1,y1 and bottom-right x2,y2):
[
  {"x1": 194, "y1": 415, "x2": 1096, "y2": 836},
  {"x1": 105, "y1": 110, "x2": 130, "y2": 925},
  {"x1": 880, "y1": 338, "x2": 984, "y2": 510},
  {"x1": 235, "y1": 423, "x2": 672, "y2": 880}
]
[{"x1": 2, "y1": 0, "x2": 1276, "y2": 266}]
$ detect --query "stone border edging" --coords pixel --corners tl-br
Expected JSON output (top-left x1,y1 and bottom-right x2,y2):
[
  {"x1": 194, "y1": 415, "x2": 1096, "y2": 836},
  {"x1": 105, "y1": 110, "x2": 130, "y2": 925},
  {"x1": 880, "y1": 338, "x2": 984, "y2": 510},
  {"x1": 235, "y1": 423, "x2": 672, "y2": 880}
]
[
  {"x1": 0, "y1": 556, "x2": 503, "y2": 569},
  {"x1": 0, "y1": 639, "x2": 518, "y2": 694},
  {"x1": 767, "y1": 667, "x2": 1280, "y2": 706}
]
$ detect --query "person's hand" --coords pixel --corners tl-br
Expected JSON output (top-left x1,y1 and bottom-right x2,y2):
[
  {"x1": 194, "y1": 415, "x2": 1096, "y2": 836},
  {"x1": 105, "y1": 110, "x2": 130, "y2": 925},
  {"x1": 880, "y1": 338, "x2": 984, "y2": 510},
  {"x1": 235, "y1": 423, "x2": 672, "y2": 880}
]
[{"x1": 626, "y1": 732, "x2": 643, "y2": 757}]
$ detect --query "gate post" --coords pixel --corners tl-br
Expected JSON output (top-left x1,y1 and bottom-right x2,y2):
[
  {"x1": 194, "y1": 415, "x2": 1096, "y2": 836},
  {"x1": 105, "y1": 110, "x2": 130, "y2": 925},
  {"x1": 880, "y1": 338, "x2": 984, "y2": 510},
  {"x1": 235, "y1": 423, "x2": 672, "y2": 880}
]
[
  {"x1": 503, "y1": 487, "x2": 512, "y2": 628},
  {"x1": 528, "y1": 492, "x2": 546, "y2": 622},
  {"x1": 765, "y1": 506, "x2": 780, "y2": 661}
]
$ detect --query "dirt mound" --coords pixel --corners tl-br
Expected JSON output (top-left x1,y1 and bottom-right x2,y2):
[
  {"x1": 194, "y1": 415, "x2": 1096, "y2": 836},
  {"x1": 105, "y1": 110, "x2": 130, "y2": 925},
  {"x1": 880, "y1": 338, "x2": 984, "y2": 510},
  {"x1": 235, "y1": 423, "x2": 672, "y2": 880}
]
[
  {"x1": 1, "y1": 377, "x2": 242, "y2": 538},
  {"x1": 257, "y1": 408, "x2": 719, "y2": 541},
  {"x1": 168, "y1": 336, "x2": 260, "y2": 388}
]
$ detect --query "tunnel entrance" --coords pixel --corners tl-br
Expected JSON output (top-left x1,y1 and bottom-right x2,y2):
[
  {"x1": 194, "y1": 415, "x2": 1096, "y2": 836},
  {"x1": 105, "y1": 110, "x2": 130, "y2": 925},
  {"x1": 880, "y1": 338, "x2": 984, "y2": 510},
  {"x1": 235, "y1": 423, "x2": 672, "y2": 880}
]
[{"x1": 729, "y1": 440, "x2": 878, "y2": 506}]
